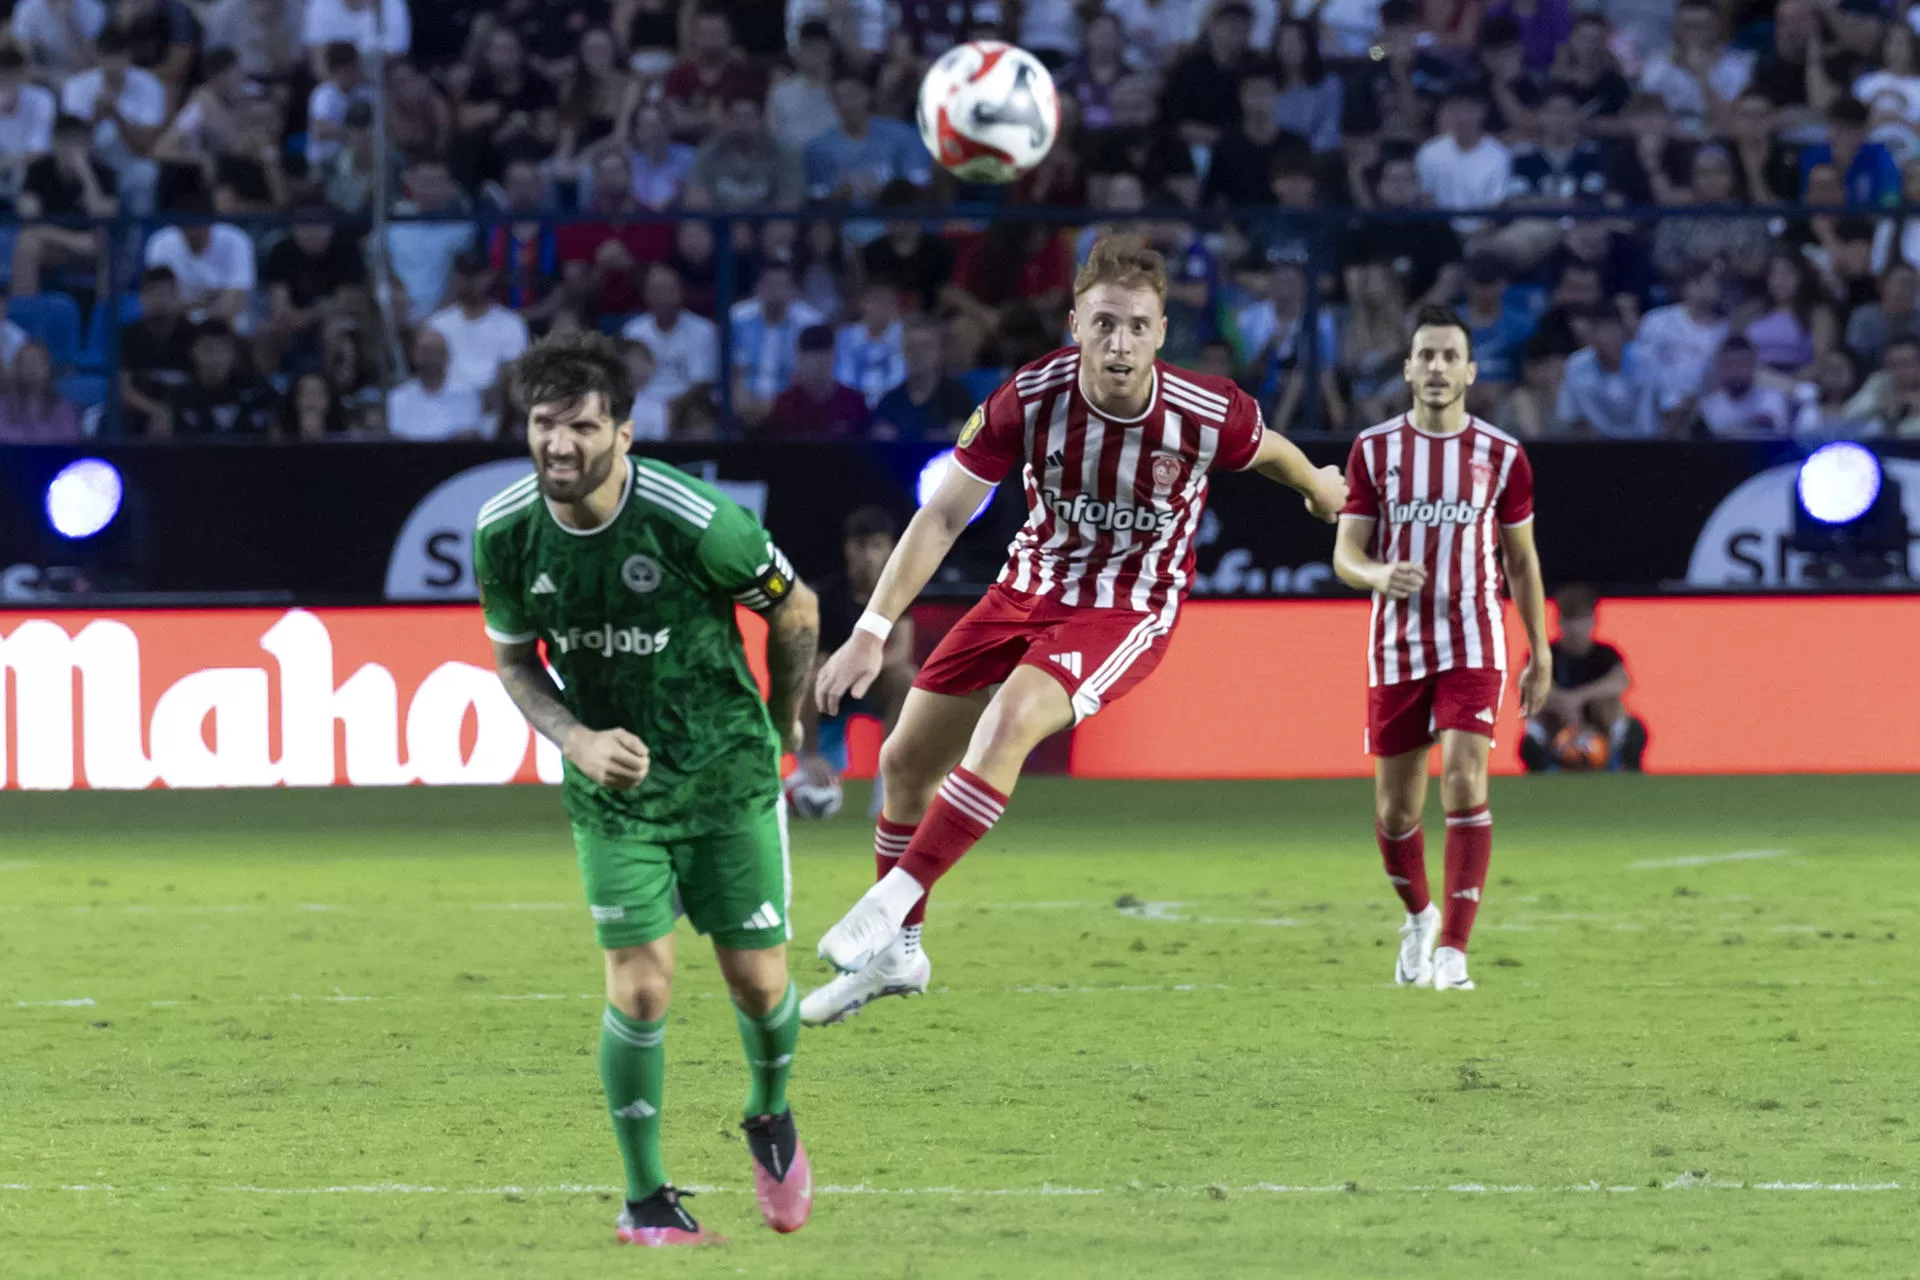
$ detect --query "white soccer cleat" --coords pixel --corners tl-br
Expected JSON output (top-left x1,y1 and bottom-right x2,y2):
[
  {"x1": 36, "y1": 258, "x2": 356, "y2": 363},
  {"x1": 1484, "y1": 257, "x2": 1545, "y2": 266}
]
[
  {"x1": 1395, "y1": 903, "x2": 1441, "y2": 987},
  {"x1": 800, "y1": 943, "x2": 932, "y2": 1026},
  {"x1": 1431, "y1": 945, "x2": 1475, "y2": 991},
  {"x1": 817, "y1": 890, "x2": 908, "y2": 973}
]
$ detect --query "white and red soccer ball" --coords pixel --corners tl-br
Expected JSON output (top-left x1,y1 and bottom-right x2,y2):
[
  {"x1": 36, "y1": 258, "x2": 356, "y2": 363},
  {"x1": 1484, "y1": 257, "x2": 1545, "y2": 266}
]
[{"x1": 917, "y1": 41, "x2": 1059, "y2": 184}]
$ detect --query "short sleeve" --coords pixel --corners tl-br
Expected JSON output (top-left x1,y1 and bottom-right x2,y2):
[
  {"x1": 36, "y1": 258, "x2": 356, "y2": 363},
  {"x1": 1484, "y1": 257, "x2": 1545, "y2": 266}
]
[
  {"x1": 1497, "y1": 445, "x2": 1535, "y2": 526},
  {"x1": 951, "y1": 378, "x2": 1024, "y2": 485},
  {"x1": 1338, "y1": 435, "x2": 1380, "y2": 519},
  {"x1": 472, "y1": 526, "x2": 535, "y2": 644},
  {"x1": 696, "y1": 496, "x2": 799, "y2": 615},
  {"x1": 1216, "y1": 386, "x2": 1266, "y2": 472}
]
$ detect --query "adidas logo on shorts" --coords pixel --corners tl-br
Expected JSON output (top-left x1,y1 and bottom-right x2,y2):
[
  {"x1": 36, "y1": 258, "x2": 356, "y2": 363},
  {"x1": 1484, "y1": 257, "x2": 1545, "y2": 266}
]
[{"x1": 742, "y1": 901, "x2": 783, "y2": 931}]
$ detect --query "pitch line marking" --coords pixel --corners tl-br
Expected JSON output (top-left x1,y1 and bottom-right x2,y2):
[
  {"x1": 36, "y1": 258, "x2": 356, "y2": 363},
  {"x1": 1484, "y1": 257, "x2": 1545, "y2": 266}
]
[
  {"x1": 1629, "y1": 849, "x2": 1792, "y2": 870},
  {"x1": 0, "y1": 1180, "x2": 1904, "y2": 1197}
]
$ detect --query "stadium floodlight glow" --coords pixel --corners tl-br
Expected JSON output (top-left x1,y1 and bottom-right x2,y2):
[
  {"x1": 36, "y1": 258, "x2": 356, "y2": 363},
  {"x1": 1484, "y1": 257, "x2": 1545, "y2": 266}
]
[
  {"x1": 45, "y1": 458, "x2": 125, "y2": 539},
  {"x1": 1797, "y1": 443, "x2": 1882, "y2": 525},
  {"x1": 917, "y1": 449, "x2": 995, "y2": 524}
]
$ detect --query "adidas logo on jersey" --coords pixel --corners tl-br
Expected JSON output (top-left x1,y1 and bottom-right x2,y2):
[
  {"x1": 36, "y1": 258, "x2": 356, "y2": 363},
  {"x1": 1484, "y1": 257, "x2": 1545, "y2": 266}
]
[
  {"x1": 1041, "y1": 487, "x2": 1178, "y2": 534},
  {"x1": 1044, "y1": 449, "x2": 1067, "y2": 471},
  {"x1": 550, "y1": 624, "x2": 672, "y2": 657},
  {"x1": 530, "y1": 573, "x2": 557, "y2": 595},
  {"x1": 1049, "y1": 652, "x2": 1083, "y2": 678}
]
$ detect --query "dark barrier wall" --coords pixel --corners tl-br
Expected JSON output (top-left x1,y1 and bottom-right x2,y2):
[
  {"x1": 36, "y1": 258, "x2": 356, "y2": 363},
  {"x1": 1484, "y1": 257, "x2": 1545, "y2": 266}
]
[{"x1": 4, "y1": 441, "x2": 1920, "y2": 602}]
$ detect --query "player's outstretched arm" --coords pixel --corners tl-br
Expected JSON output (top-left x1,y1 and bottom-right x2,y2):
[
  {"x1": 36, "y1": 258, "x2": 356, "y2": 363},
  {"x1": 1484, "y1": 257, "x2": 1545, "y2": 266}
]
[
  {"x1": 763, "y1": 581, "x2": 820, "y2": 753},
  {"x1": 490, "y1": 638, "x2": 650, "y2": 789},
  {"x1": 814, "y1": 465, "x2": 994, "y2": 716},
  {"x1": 1500, "y1": 520, "x2": 1553, "y2": 717},
  {"x1": 1333, "y1": 516, "x2": 1428, "y2": 598},
  {"x1": 1248, "y1": 429, "x2": 1348, "y2": 523}
]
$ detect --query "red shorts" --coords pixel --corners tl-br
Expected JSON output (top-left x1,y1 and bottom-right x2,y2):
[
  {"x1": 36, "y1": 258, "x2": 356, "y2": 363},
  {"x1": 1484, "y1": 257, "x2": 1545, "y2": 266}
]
[
  {"x1": 915, "y1": 586, "x2": 1176, "y2": 722},
  {"x1": 1366, "y1": 667, "x2": 1507, "y2": 757}
]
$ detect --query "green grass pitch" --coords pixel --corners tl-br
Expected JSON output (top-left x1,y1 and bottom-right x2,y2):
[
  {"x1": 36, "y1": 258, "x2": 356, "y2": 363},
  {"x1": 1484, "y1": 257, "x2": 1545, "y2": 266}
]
[{"x1": 3, "y1": 776, "x2": 1918, "y2": 1278}]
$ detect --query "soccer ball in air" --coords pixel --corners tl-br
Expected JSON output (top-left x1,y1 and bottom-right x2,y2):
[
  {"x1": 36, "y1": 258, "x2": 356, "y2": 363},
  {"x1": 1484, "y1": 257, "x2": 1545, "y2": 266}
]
[
  {"x1": 784, "y1": 770, "x2": 844, "y2": 820},
  {"x1": 917, "y1": 41, "x2": 1059, "y2": 183}
]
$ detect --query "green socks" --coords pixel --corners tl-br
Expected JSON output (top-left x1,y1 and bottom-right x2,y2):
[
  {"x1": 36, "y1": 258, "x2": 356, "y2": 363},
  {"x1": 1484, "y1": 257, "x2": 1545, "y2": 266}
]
[
  {"x1": 599, "y1": 1004, "x2": 667, "y2": 1201},
  {"x1": 734, "y1": 981, "x2": 799, "y2": 1117}
]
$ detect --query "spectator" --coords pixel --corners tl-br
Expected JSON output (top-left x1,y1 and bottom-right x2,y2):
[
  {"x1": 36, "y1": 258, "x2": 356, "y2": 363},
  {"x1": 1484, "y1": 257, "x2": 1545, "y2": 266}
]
[
  {"x1": 1018, "y1": 0, "x2": 1081, "y2": 67},
  {"x1": 1243, "y1": 260, "x2": 1340, "y2": 432},
  {"x1": 319, "y1": 313, "x2": 380, "y2": 428},
  {"x1": 1855, "y1": 23, "x2": 1920, "y2": 127},
  {"x1": 622, "y1": 102, "x2": 697, "y2": 211},
  {"x1": 555, "y1": 27, "x2": 633, "y2": 174},
  {"x1": 428, "y1": 250, "x2": 532, "y2": 399},
  {"x1": 166, "y1": 320, "x2": 276, "y2": 436},
  {"x1": 109, "y1": 0, "x2": 200, "y2": 96},
  {"x1": 12, "y1": 114, "x2": 115, "y2": 296},
  {"x1": 894, "y1": 0, "x2": 1000, "y2": 58},
  {"x1": 260, "y1": 205, "x2": 366, "y2": 372},
  {"x1": 806, "y1": 67, "x2": 931, "y2": 202},
  {"x1": 1337, "y1": 257, "x2": 1409, "y2": 427},
  {"x1": 66, "y1": 26, "x2": 171, "y2": 192},
  {"x1": 1497, "y1": 335, "x2": 1568, "y2": 437},
  {"x1": 1800, "y1": 95, "x2": 1901, "y2": 206},
  {"x1": 556, "y1": 151, "x2": 659, "y2": 321},
  {"x1": 768, "y1": 20, "x2": 841, "y2": 152},
  {"x1": 118, "y1": 266, "x2": 192, "y2": 436},
  {"x1": 1162, "y1": 1, "x2": 1262, "y2": 147},
  {"x1": 0, "y1": 48, "x2": 55, "y2": 187},
  {"x1": 1484, "y1": 0, "x2": 1571, "y2": 73},
  {"x1": 784, "y1": 0, "x2": 888, "y2": 62},
  {"x1": 1719, "y1": 89, "x2": 1795, "y2": 205},
  {"x1": 835, "y1": 281, "x2": 906, "y2": 408},
  {"x1": 1556, "y1": 303, "x2": 1661, "y2": 436},
  {"x1": 0, "y1": 340, "x2": 80, "y2": 442},
  {"x1": 870, "y1": 29, "x2": 929, "y2": 123},
  {"x1": 666, "y1": 217, "x2": 723, "y2": 317},
  {"x1": 1204, "y1": 74, "x2": 1301, "y2": 207},
  {"x1": 1640, "y1": 0, "x2": 1752, "y2": 136},
  {"x1": 204, "y1": 0, "x2": 303, "y2": 81},
  {"x1": 386, "y1": 326, "x2": 487, "y2": 440},
  {"x1": 1792, "y1": 348, "x2": 1872, "y2": 437},
  {"x1": 1271, "y1": 20, "x2": 1342, "y2": 154},
  {"x1": 1553, "y1": 14, "x2": 1632, "y2": 119},
  {"x1": 767, "y1": 323, "x2": 870, "y2": 438},
  {"x1": 1606, "y1": 92, "x2": 1689, "y2": 207},
  {"x1": 1506, "y1": 85, "x2": 1608, "y2": 204},
  {"x1": 1462, "y1": 255, "x2": 1537, "y2": 409},
  {"x1": 1637, "y1": 264, "x2": 1729, "y2": 427},
  {"x1": 386, "y1": 157, "x2": 473, "y2": 324},
  {"x1": 1751, "y1": 0, "x2": 1816, "y2": 114},
  {"x1": 279, "y1": 372, "x2": 352, "y2": 440},
  {"x1": 1820, "y1": 215, "x2": 1882, "y2": 315},
  {"x1": 321, "y1": 100, "x2": 388, "y2": 215},
  {"x1": 872, "y1": 315, "x2": 974, "y2": 440},
  {"x1": 1342, "y1": 155, "x2": 1465, "y2": 308},
  {"x1": 1539, "y1": 218, "x2": 1652, "y2": 324},
  {"x1": 1842, "y1": 332, "x2": 1920, "y2": 434},
  {"x1": 1105, "y1": 0, "x2": 1205, "y2": 68},
  {"x1": 621, "y1": 264, "x2": 719, "y2": 402},
  {"x1": 483, "y1": 159, "x2": 565, "y2": 324},
  {"x1": 153, "y1": 48, "x2": 256, "y2": 164},
  {"x1": 1415, "y1": 88, "x2": 1511, "y2": 229},
  {"x1": 1844, "y1": 262, "x2": 1920, "y2": 367},
  {"x1": 384, "y1": 61, "x2": 453, "y2": 166},
  {"x1": 1872, "y1": 158, "x2": 1920, "y2": 271},
  {"x1": 12, "y1": 0, "x2": 109, "y2": 80},
  {"x1": 664, "y1": 7, "x2": 768, "y2": 143},
  {"x1": 731, "y1": 257, "x2": 825, "y2": 423},
  {"x1": 302, "y1": 0, "x2": 409, "y2": 75},
  {"x1": 1746, "y1": 251, "x2": 1836, "y2": 374},
  {"x1": 452, "y1": 27, "x2": 558, "y2": 187},
  {"x1": 688, "y1": 94, "x2": 805, "y2": 211},
  {"x1": 1519, "y1": 584, "x2": 1648, "y2": 773},
  {"x1": 306, "y1": 42, "x2": 371, "y2": 169},
  {"x1": 1084, "y1": 75, "x2": 1198, "y2": 207},
  {"x1": 1057, "y1": 12, "x2": 1130, "y2": 131},
  {"x1": 861, "y1": 179, "x2": 955, "y2": 314},
  {"x1": 1650, "y1": 144, "x2": 1769, "y2": 285},
  {"x1": 1695, "y1": 335, "x2": 1792, "y2": 436},
  {"x1": 946, "y1": 221, "x2": 1071, "y2": 333},
  {"x1": 794, "y1": 217, "x2": 853, "y2": 322},
  {"x1": 144, "y1": 189, "x2": 255, "y2": 327},
  {"x1": 620, "y1": 339, "x2": 671, "y2": 442}
]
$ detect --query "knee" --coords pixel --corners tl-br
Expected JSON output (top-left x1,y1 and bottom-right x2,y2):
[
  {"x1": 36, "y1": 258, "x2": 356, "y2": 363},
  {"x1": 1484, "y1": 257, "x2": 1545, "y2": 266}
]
[
  {"x1": 1375, "y1": 791, "x2": 1422, "y2": 834},
  {"x1": 728, "y1": 973, "x2": 788, "y2": 1017},
  {"x1": 605, "y1": 952, "x2": 672, "y2": 1021},
  {"x1": 975, "y1": 683, "x2": 1062, "y2": 761},
  {"x1": 1440, "y1": 760, "x2": 1487, "y2": 810},
  {"x1": 879, "y1": 730, "x2": 938, "y2": 798}
]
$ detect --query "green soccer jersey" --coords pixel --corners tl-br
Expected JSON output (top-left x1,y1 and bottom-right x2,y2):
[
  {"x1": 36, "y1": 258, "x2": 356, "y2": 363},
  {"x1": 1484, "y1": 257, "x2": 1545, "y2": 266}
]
[{"x1": 473, "y1": 456, "x2": 798, "y2": 842}]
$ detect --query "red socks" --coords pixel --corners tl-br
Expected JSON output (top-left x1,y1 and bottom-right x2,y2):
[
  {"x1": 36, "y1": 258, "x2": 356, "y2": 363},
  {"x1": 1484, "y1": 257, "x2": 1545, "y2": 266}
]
[
  {"x1": 873, "y1": 817, "x2": 926, "y2": 927},
  {"x1": 1376, "y1": 824, "x2": 1431, "y2": 914},
  {"x1": 896, "y1": 767, "x2": 1008, "y2": 891},
  {"x1": 1440, "y1": 805, "x2": 1493, "y2": 951}
]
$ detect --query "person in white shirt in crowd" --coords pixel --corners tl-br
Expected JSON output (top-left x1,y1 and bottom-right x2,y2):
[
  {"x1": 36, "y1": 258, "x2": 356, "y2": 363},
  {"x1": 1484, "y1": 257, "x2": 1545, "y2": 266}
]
[
  {"x1": 302, "y1": 0, "x2": 408, "y2": 80},
  {"x1": 1318, "y1": 0, "x2": 1386, "y2": 57},
  {"x1": 785, "y1": 0, "x2": 886, "y2": 60},
  {"x1": 385, "y1": 325, "x2": 485, "y2": 440},
  {"x1": 621, "y1": 263, "x2": 718, "y2": 404},
  {"x1": 0, "y1": 47, "x2": 59, "y2": 188},
  {"x1": 385, "y1": 156, "x2": 472, "y2": 323},
  {"x1": 204, "y1": 0, "x2": 305, "y2": 81},
  {"x1": 427, "y1": 250, "x2": 530, "y2": 404},
  {"x1": 305, "y1": 41, "x2": 371, "y2": 168},
  {"x1": 1017, "y1": 0, "x2": 1086, "y2": 67},
  {"x1": 143, "y1": 186, "x2": 256, "y2": 327},
  {"x1": 61, "y1": 28, "x2": 167, "y2": 212},
  {"x1": 1104, "y1": 0, "x2": 1205, "y2": 67},
  {"x1": 1556, "y1": 303, "x2": 1662, "y2": 436},
  {"x1": 731, "y1": 256, "x2": 825, "y2": 426},
  {"x1": 767, "y1": 20, "x2": 840, "y2": 153},
  {"x1": 621, "y1": 101, "x2": 696, "y2": 210},
  {"x1": 1695, "y1": 335, "x2": 1793, "y2": 436},
  {"x1": 11, "y1": 0, "x2": 109, "y2": 79},
  {"x1": 1415, "y1": 87, "x2": 1511, "y2": 233},
  {"x1": 1639, "y1": 0, "x2": 1753, "y2": 137},
  {"x1": 620, "y1": 338, "x2": 673, "y2": 442},
  {"x1": 834, "y1": 280, "x2": 906, "y2": 409},
  {"x1": 1635, "y1": 263, "x2": 1730, "y2": 431}
]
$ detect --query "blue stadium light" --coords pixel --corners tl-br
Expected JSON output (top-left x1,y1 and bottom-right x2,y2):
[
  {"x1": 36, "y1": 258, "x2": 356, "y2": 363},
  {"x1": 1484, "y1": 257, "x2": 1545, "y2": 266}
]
[
  {"x1": 45, "y1": 458, "x2": 125, "y2": 539},
  {"x1": 1797, "y1": 442, "x2": 1882, "y2": 525},
  {"x1": 917, "y1": 449, "x2": 995, "y2": 524}
]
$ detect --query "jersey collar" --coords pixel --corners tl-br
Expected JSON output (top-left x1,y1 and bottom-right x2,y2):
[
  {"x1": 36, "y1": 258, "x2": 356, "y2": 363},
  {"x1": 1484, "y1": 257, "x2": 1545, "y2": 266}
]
[{"x1": 545, "y1": 456, "x2": 634, "y2": 536}]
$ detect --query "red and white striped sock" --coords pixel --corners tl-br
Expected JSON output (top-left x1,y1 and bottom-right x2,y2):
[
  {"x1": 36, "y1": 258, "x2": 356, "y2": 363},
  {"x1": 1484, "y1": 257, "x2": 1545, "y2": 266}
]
[
  {"x1": 1439, "y1": 805, "x2": 1493, "y2": 952},
  {"x1": 874, "y1": 818, "x2": 927, "y2": 953},
  {"x1": 896, "y1": 767, "x2": 1008, "y2": 892}
]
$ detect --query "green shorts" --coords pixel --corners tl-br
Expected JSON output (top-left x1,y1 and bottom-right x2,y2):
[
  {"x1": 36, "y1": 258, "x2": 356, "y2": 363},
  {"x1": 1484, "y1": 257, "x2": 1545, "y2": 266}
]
[{"x1": 572, "y1": 794, "x2": 791, "y2": 952}]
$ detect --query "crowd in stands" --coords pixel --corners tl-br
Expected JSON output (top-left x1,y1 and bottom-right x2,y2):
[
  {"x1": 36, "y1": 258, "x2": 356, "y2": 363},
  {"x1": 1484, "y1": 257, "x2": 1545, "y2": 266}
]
[{"x1": 2, "y1": 0, "x2": 1920, "y2": 442}]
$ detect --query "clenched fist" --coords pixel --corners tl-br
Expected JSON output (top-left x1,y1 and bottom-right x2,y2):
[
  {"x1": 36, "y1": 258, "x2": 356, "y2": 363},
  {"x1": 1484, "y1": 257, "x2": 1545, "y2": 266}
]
[{"x1": 563, "y1": 726, "x2": 650, "y2": 790}]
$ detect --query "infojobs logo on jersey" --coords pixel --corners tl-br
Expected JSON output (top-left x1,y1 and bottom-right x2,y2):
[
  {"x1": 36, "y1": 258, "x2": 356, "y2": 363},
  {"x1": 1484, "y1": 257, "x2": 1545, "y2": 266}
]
[
  {"x1": 1043, "y1": 488, "x2": 1179, "y2": 534},
  {"x1": 1389, "y1": 499, "x2": 1482, "y2": 526},
  {"x1": 549, "y1": 624, "x2": 672, "y2": 657}
]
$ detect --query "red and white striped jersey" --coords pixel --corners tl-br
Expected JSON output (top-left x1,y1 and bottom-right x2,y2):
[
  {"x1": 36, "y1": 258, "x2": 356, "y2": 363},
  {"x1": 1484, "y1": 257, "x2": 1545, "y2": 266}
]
[
  {"x1": 952, "y1": 348, "x2": 1264, "y2": 616},
  {"x1": 1340, "y1": 414, "x2": 1535, "y2": 687}
]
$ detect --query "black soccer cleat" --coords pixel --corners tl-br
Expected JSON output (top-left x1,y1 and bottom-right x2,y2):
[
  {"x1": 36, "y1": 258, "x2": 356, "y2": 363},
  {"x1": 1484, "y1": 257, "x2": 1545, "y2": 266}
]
[
  {"x1": 615, "y1": 1185, "x2": 724, "y2": 1246},
  {"x1": 742, "y1": 1109, "x2": 813, "y2": 1232}
]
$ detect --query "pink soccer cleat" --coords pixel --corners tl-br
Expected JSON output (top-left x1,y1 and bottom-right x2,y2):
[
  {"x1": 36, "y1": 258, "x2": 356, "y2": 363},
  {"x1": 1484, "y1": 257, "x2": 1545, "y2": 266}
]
[
  {"x1": 615, "y1": 1186, "x2": 725, "y2": 1247},
  {"x1": 742, "y1": 1110, "x2": 813, "y2": 1233}
]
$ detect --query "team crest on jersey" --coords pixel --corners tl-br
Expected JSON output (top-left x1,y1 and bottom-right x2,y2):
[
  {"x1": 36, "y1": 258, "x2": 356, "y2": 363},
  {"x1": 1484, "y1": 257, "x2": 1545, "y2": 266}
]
[
  {"x1": 958, "y1": 406, "x2": 984, "y2": 449},
  {"x1": 1150, "y1": 455, "x2": 1181, "y2": 495},
  {"x1": 622, "y1": 554, "x2": 662, "y2": 593},
  {"x1": 1470, "y1": 458, "x2": 1495, "y2": 488}
]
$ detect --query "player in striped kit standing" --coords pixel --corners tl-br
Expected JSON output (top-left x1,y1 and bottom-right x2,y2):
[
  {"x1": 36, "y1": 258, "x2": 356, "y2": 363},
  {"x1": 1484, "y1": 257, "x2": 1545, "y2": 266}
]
[
  {"x1": 801, "y1": 234, "x2": 1349, "y2": 1025},
  {"x1": 1333, "y1": 306, "x2": 1551, "y2": 992}
]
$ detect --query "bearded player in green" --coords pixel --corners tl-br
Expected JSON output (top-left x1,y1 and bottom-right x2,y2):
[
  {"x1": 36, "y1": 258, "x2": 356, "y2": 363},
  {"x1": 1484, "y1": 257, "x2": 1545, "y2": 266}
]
[{"x1": 475, "y1": 334, "x2": 820, "y2": 1247}]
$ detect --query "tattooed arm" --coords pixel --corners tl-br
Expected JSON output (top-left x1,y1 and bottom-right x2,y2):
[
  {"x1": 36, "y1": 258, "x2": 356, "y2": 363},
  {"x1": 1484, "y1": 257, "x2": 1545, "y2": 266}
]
[
  {"x1": 760, "y1": 581, "x2": 820, "y2": 752},
  {"x1": 490, "y1": 638, "x2": 649, "y2": 789}
]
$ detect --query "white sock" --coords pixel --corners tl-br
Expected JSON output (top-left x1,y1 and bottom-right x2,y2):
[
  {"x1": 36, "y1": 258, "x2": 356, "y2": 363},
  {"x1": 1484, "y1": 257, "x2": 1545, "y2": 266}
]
[
  {"x1": 898, "y1": 924, "x2": 922, "y2": 958},
  {"x1": 868, "y1": 866, "x2": 927, "y2": 924}
]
